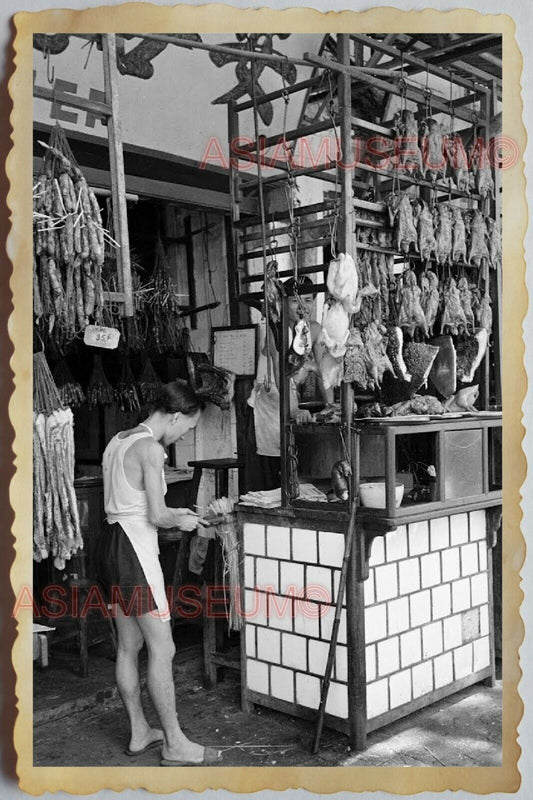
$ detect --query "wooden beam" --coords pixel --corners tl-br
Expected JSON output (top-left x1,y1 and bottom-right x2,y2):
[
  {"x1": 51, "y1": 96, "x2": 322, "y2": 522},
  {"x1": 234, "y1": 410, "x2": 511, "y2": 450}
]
[
  {"x1": 237, "y1": 76, "x2": 324, "y2": 112},
  {"x1": 349, "y1": 34, "x2": 489, "y2": 95},
  {"x1": 102, "y1": 34, "x2": 134, "y2": 318},
  {"x1": 234, "y1": 199, "x2": 336, "y2": 229},
  {"x1": 238, "y1": 118, "x2": 338, "y2": 153},
  {"x1": 365, "y1": 34, "x2": 396, "y2": 68},
  {"x1": 33, "y1": 83, "x2": 112, "y2": 119}
]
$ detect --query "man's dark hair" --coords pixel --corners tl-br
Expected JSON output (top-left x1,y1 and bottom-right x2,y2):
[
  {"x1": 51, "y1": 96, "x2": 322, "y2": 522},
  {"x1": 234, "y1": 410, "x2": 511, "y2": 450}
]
[
  {"x1": 153, "y1": 379, "x2": 205, "y2": 415},
  {"x1": 283, "y1": 275, "x2": 317, "y2": 297}
]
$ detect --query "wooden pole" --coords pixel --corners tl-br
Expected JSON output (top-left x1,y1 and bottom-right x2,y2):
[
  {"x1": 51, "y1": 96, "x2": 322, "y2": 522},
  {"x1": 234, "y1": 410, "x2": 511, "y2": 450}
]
[{"x1": 102, "y1": 34, "x2": 134, "y2": 318}]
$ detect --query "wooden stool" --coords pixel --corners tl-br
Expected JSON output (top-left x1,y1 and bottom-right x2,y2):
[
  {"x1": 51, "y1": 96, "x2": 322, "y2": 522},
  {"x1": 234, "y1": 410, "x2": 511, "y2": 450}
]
[{"x1": 187, "y1": 457, "x2": 242, "y2": 687}]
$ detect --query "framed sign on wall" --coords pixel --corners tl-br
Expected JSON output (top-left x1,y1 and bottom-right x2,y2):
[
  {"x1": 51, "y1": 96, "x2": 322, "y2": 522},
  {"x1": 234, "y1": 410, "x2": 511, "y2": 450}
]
[{"x1": 211, "y1": 325, "x2": 258, "y2": 378}]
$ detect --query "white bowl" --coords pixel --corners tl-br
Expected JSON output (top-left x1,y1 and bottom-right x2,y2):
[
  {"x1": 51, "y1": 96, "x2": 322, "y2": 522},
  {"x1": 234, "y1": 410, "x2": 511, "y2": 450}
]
[{"x1": 359, "y1": 482, "x2": 404, "y2": 509}]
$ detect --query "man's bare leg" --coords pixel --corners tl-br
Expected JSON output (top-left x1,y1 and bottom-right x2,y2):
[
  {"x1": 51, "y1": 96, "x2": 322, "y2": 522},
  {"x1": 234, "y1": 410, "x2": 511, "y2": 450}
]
[
  {"x1": 114, "y1": 606, "x2": 163, "y2": 752},
  {"x1": 136, "y1": 610, "x2": 206, "y2": 762}
]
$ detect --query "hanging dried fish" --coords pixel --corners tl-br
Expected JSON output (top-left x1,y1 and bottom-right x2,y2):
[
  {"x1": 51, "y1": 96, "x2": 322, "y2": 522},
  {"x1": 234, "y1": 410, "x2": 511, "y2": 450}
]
[
  {"x1": 114, "y1": 356, "x2": 141, "y2": 413},
  {"x1": 138, "y1": 357, "x2": 162, "y2": 404},
  {"x1": 52, "y1": 358, "x2": 85, "y2": 408},
  {"x1": 87, "y1": 354, "x2": 114, "y2": 407}
]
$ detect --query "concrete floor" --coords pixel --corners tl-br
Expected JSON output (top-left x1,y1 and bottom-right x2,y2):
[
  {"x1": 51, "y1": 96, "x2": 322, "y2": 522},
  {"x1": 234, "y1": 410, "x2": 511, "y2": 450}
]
[{"x1": 33, "y1": 631, "x2": 502, "y2": 768}]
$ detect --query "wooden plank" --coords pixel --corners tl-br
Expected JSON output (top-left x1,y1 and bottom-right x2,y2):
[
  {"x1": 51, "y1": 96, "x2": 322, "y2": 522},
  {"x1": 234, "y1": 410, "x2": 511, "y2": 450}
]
[
  {"x1": 240, "y1": 236, "x2": 331, "y2": 261},
  {"x1": 102, "y1": 35, "x2": 134, "y2": 317},
  {"x1": 234, "y1": 200, "x2": 336, "y2": 229},
  {"x1": 240, "y1": 215, "x2": 329, "y2": 243},
  {"x1": 237, "y1": 76, "x2": 324, "y2": 112},
  {"x1": 184, "y1": 216, "x2": 197, "y2": 329},
  {"x1": 238, "y1": 118, "x2": 338, "y2": 153},
  {"x1": 241, "y1": 160, "x2": 339, "y2": 190},
  {"x1": 305, "y1": 51, "x2": 481, "y2": 125},
  {"x1": 33, "y1": 83, "x2": 112, "y2": 118},
  {"x1": 347, "y1": 519, "x2": 367, "y2": 751},
  {"x1": 241, "y1": 263, "x2": 327, "y2": 284}
]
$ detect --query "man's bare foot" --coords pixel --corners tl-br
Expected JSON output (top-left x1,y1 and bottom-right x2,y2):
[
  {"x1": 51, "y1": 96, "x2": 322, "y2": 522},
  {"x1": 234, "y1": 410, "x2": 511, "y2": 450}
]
[
  {"x1": 128, "y1": 726, "x2": 164, "y2": 754},
  {"x1": 161, "y1": 735, "x2": 207, "y2": 764}
]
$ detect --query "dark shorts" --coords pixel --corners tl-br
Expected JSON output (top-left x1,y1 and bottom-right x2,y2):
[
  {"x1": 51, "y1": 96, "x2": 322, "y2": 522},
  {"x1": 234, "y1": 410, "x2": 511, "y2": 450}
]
[
  {"x1": 96, "y1": 521, "x2": 157, "y2": 616},
  {"x1": 243, "y1": 406, "x2": 281, "y2": 493}
]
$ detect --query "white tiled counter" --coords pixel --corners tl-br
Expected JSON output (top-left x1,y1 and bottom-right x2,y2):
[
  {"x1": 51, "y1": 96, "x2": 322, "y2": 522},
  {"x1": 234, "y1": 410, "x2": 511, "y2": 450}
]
[{"x1": 238, "y1": 505, "x2": 497, "y2": 748}]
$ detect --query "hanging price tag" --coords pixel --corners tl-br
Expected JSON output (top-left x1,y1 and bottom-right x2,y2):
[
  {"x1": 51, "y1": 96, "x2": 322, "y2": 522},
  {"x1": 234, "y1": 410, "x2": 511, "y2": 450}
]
[{"x1": 83, "y1": 325, "x2": 121, "y2": 350}]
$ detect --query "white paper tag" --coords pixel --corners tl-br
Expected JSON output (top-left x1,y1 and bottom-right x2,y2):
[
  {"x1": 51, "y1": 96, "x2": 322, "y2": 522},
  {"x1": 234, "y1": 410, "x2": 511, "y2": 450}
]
[{"x1": 83, "y1": 325, "x2": 121, "y2": 350}]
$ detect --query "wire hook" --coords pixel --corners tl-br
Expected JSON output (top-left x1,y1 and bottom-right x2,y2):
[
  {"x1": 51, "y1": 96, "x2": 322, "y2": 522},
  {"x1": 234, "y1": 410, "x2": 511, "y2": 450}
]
[{"x1": 45, "y1": 46, "x2": 55, "y2": 85}]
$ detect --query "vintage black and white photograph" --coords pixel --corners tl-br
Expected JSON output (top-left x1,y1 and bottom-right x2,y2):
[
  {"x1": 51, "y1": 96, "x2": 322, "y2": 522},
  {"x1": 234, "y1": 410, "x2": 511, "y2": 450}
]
[{"x1": 19, "y1": 20, "x2": 516, "y2": 785}]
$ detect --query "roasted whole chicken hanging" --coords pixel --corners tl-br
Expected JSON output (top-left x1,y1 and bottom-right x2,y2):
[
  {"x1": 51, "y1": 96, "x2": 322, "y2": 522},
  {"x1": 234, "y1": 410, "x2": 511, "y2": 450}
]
[
  {"x1": 434, "y1": 203, "x2": 453, "y2": 265},
  {"x1": 419, "y1": 118, "x2": 446, "y2": 183},
  {"x1": 451, "y1": 205, "x2": 467, "y2": 263},
  {"x1": 393, "y1": 109, "x2": 425, "y2": 176},
  {"x1": 468, "y1": 210, "x2": 490, "y2": 267},
  {"x1": 398, "y1": 268, "x2": 429, "y2": 337},
  {"x1": 415, "y1": 200, "x2": 437, "y2": 262},
  {"x1": 321, "y1": 298, "x2": 350, "y2": 357},
  {"x1": 440, "y1": 277, "x2": 468, "y2": 335},
  {"x1": 420, "y1": 270, "x2": 440, "y2": 336},
  {"x1": 387, "y1": 192, "x2": 418, "y2": 255}
]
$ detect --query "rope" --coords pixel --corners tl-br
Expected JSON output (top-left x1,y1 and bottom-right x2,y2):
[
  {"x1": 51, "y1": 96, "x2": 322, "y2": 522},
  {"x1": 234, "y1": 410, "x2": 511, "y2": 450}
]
[
  {"x1": 250, "y1": 40, "x2": 273, "y2": 391},
  {"x1": 326, "y1": 70, "x2": 341, "y2": 259}
]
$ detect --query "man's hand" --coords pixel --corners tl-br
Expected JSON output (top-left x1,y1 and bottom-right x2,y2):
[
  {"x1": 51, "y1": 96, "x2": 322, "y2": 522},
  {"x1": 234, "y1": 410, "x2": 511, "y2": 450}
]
[
  {"x1": 173, "y1": 510, "x2": 199, "y2": 531},
  {"x1": 292, "y1": 409, "x2": 313, "y2": 425}
]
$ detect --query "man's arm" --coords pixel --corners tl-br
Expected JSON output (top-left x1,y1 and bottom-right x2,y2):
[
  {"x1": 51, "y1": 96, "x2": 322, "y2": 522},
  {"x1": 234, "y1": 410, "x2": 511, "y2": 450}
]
[{"x1": 142, "y1": 442, "x2": 199, "y2": 531}]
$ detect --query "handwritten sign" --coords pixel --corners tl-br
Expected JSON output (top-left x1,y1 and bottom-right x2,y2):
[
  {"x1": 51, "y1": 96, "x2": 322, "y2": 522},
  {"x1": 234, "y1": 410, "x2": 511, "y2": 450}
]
[
  {"x1": 212, "y1": 326, "x2": 257, "y2": 377},
  {"x1": 83, "y1": 325, "x2": 121, "y2": 350}
]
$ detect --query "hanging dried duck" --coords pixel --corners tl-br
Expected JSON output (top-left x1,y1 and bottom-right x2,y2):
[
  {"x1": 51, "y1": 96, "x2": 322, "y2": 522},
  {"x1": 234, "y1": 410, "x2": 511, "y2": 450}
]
[
  {"x1": 193, "y1": 364, "x2": 236, "y2": 411},
  {"x1": 398, "y1": 269, "x2": 428, "y2": 337},
  {"x1": 476, "y1": 291, "x2": 493, "y2": 333},
  {"x1": 451, "y1": 205, "x2": 467, "y2": 263},
  {"x1": 419, "y1": 118, "x2": 446, "y2": 183},
  {"x1": 387, "y1": 192, "x2": 418, "y2": 255},
  {"x1": 467, "y1": 210, "x2": 490, "y2": 267},
  {"x1": 52, "y1": 357, "x2": 85, "y2": 408},
  {"x1": 87, "y1": 354, "x2": 114, "y2": 407},
  {"x1": 469, "y1": 142, "x2": 495, "y2": 199},
  {"x1": 420, "y1": 271, "x2": 440, "y2": 337},
  {"x1": 33, "y1": 352, "x2": 83, "y2": 568},
  {"x1": 321, "y1": 298, "x2": 350, "y2": 358},
  {"x1": 414, "y1": 200, "x2": 437, "y2": 262},
  {"x1": 433, "y1": 203, "x2": 453, "y2": 265},
  {"x1": 457, "y1": 276, "x2": 475, "y2": 332},
  {"x1": 444, "y1": 133, "x2": 470, "y2": 193},
  {"x1": 440, "y1": 277, "x2": 468, "y2": 335},
  {"x1": 486, "y1": 217, "x2": 502, "y2": 269},
  {"x1": 392, "y1": 109, "x2": 425, "y2": 177},
  {"x1": 363, "y1": 322, "x2": 395, "y2": 389}
]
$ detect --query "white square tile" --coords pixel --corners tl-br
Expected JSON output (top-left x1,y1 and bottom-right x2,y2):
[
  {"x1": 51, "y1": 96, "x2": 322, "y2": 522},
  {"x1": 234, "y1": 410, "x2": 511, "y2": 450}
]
[
  {"x1": 400, "y1": 629, "x2": 422, "y2": 667},
  {"x1": 388, "y1": 596, "x2": 410, "y2": 635},
  {"x1": 296, "y1": 672, "x2": 320, "y2": 709},
  {"x1": 244, "y1": 556, "x2": 255, "y2": 589},
  {"x1": 375, "y1": 563, "x2": 399, "y2": 602},
  {"x1": 291, "y1": 528, "x2": 317, "y2": 563},
  {"x1": 266, "y1": 525, "x2": 291, "y2": 560},
  {"x1": 479, "y1": 542, "x2": 488, "y2": 571},
  {"x1": 318, "y1": 531, "x2": 345, "y2": 568},
  {"x1": 430, "y1": 517, "x2": 449, "y2": 551},
  {"x1": 480, "y1": 604, "x2": 490, "y2": 636},
  {"x1": 367, "y1": 678, "x2": 389, "y2": 719},
  {"x1": 385, "y1": 526, "x2": 408, "y2": 561},
  {"x1": 449, "y1": 513, "x2": 469, "y2": 547},
  {"x1": 377, "y1": 636, "x2": 400, "y2": 676},
  {"x1": 244, "y1": 589, "x2": 267, "y2": 626},
  {"x1": 441, "y1": 548, "x2": 461, "y2": 582},
  {"x1": 280, "y1": 561, "x2": 304, "y2": 596},
  {"x1": 410, "y1": 590, "x2": 431, "y2": 627},
  {"x1": 281, "y1": 633, "x2": 307, "y2": 671},
  {"x1": 452, "y1": 577, "x2": 471, "y2": 613},
  {"x1": 454, "y1": 643, "x2": 473, "y2": 679},
  {"x1": 408, "y1": 521, "x2": 429, "y2": 556},
  {"x1": 461, "y1": 542, "x2": 479, "y2": 577},
  {"x1": 389, "y1": 669, "x2": 412, "y2": 709},
  {"x1": 369, "y1": 535, "x2": 385, "y2": 567},
  {"x1": 434, "y1": 652, "x2": 454, "y2": 688},
  {"x1": 421, "y1": 552, "x2": 441, "y2": 588},
  {"x1": 267, "y1": 593, "x2": 293, "y2": 631},
  {"x1": 245, "y1": 625, "x2": 256, "y2": 658},
  {"x1": 399, "y1": 558, "x2": 421, "y2": 595},
  {"x1": 366, "y1": 644, "x2": 376, "y2": 682},
  {"x1": 325, "y1": 681, "x2": 348, "y2": 718},
  {"x1": 256, "y1": 558, "x2": 279, "y2": 593},
  {"x1": 473, "y1": 636, "x2": 491, "y2": 671},
  {"x1": 365, "y1": 604, "x2": 387, "y2": 643},
  {"x1": 257, "y1": 626, "x2": 281, "y2": 663},
  {"x1": 335, "y1": 645, "x2": 348, "y2": 682},
  {"x1": 443, "y1": 615, "x2": 463, "y2": 651},
  {"x1": 294, "y1": 602, "x2": 320, "y2": 638},
  {"x1": 270, "y1": 665, "x2": 294, "y2": 703},
  {"x1": 412, "y1": 660, "x2": 433, "y2": 698},
  {"x1": 422, "y1": 620, "x2": 444, "y2": 659},
  {"x1": 243, "y1": 523, "x2": 266, "y2": 556},
  {"x1": 308, "y1": 638, "x2": 329, "y2": 676},
  {"x1": 431, "y1": 584, "x2": 452, "y2": 620},
  {"x1": 306, "y1": 565, "x2": 333, "y2": 603},
  {"x1": 469, "y1": 510, "x2": 487, "y2": 541},
  {"x1": 364, "y1": 568, "x2": 375, "y2": 606},
  {"x1": 246, "y1": 659, "x2": 269, "y2": 694},
  {"x1": 471, "y1": 572, "x2": 489, "y2": 606}
]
